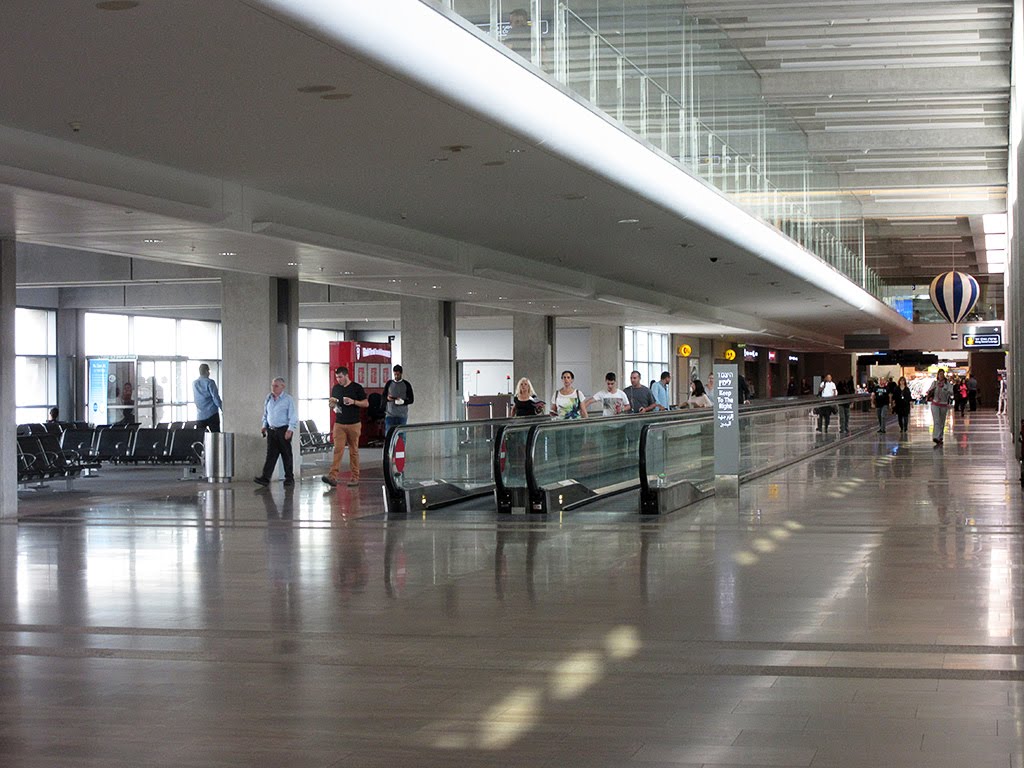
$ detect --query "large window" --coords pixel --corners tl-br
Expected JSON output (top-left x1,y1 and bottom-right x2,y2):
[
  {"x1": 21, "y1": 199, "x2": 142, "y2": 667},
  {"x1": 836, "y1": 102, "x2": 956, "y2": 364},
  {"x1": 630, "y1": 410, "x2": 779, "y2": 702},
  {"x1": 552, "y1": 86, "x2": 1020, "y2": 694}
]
[
  {"x1": 83, "y1": 312, "x2": 221, "y2": 425},
  {"x1": 297, "y1": 327, "x2": 344, "y2": 428},
  {"x1": 16, "y1": 308, "x2": 57, "y2": 424},
  {"x1": 624, "y1": 327, "x2": 670, "y2": 388}
]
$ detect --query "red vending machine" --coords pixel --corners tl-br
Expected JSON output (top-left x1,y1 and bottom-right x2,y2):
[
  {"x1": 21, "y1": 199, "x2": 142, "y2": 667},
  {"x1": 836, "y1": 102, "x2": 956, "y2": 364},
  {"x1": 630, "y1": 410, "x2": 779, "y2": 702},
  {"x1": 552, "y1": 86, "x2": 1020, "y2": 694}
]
[{"x1": 328, "y1": 341, "x2": 392, "y2": 447}]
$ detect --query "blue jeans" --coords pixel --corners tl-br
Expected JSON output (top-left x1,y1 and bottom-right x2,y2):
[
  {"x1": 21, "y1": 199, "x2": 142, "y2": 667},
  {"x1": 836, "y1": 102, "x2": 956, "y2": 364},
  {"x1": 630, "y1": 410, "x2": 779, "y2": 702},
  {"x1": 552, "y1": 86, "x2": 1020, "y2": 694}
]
[
  {"x1": 385, "y1": 415, "x2": 408, "y2": 436},
  {"x1": 876, "y1": 405, "x2": 889, "y2": 431}
]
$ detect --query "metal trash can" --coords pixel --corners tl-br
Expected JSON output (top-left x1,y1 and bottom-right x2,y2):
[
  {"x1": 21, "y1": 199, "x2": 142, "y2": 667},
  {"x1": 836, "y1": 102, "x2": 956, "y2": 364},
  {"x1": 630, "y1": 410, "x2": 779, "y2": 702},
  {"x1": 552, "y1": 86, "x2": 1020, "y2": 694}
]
[{"x1": 203, "y1": 432, "x2": 234, "y2": 483}]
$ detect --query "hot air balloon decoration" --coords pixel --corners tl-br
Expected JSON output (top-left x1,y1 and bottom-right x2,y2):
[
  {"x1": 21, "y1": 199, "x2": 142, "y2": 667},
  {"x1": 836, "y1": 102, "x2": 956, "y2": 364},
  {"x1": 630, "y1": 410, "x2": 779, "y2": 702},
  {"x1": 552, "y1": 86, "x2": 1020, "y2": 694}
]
[{"x1": 929, "y1": 271, "x2": 979, "y2": 336}]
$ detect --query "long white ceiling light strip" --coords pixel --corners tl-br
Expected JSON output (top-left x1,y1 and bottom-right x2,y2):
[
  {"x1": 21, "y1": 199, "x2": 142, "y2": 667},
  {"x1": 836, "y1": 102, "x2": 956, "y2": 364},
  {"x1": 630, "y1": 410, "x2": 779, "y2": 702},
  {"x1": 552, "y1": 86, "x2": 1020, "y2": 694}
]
[{"x1": 249, "y1": 0, "x2": 908, "y2": 333}]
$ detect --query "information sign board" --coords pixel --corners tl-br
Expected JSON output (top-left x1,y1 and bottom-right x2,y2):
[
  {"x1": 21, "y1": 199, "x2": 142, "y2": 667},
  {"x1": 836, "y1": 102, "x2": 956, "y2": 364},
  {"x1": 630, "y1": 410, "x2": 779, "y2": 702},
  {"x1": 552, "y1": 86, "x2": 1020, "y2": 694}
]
[{"x1": 713, "y1": 364, "x2": 739, "y2": 476}]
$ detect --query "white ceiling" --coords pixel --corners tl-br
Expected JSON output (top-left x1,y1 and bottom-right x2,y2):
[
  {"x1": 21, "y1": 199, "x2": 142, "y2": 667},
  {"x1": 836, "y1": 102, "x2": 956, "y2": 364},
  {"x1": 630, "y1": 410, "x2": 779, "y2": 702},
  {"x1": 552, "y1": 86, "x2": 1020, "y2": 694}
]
[{"x1": 0, "y1": 0, "x2": 1006, "y2": 347}]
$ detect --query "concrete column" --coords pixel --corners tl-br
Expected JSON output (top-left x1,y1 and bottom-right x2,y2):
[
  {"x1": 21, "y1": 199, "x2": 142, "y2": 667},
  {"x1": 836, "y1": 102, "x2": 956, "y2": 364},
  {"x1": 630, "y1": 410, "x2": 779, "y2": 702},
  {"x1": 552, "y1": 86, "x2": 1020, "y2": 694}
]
[
  {"x1": 513, "y1": 313, "x2": 555, "y2": 404},
  {"x1": 0, "y1": 241, "x2": 17, "y2": 518},
  {"x1": 56, "y1": 307, "x2": 79, "y2": 421},
  {"x1": 222, "y1": 275, "x2": 298, "y2": 480},
  {"x1": 400, "y1": 296, "x2": 455, "y2": 423},
  {"x1": 590, "y1": 324, "x2": 623, "y2": 390}
]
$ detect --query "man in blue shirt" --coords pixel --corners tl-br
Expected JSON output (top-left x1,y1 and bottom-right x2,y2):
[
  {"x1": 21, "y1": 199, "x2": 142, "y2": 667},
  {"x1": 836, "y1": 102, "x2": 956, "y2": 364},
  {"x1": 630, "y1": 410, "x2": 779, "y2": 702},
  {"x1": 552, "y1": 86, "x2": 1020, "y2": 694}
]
[
  {"x1": 255, "y1": 376, "x2": 298, "y2": 487},
  {"x1": 651, "y1": 370, "x2": 671, "y2": 410},
  {"x1": 192, "y1": 363, "x2": 223, "y2": 432}
]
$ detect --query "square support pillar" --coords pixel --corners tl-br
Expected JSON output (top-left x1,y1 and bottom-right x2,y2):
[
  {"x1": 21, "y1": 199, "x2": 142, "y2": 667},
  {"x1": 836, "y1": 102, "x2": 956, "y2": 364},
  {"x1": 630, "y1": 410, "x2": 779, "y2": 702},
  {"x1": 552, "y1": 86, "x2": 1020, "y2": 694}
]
[
  {"x1": 222, "y1": 275, "x2": 298, "y2": 480},
  {"x1": 590, "y1": 324, "x2": 623, "y2": 393},
  {"x1": 0, "y1": 242, "x2": 18, "y2": 517},
  {"x1": 400, "y1": 297, "x2": 456, "y2": 423},
  {"x1": 513, "y1": 313, "x2": 555, "y2": 405}
]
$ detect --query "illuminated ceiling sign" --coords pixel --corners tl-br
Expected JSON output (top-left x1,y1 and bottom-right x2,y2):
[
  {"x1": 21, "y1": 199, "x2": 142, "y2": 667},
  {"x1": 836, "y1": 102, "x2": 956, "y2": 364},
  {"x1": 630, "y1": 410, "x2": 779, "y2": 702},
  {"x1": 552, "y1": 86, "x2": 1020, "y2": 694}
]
[{"x1": 962, "y1": 332, "x2": 1002, "y2": 350}]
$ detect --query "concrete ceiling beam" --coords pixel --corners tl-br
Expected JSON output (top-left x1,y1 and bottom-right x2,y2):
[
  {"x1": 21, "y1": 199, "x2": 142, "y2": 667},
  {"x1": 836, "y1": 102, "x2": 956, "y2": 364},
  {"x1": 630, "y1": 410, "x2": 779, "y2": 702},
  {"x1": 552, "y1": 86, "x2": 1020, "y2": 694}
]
[
  {"x1": 808, "y1": 127, "x2": 1007, "y2": 152},
  {"x1": 761, "y1": 65, "x2": 1009, "y2": 98},
  {"x1": 860, "y1": 200, "x2": 1005, "y2": 217},
  {"x1": 837, "y1": 170, "x2": 1006, "y2": 188}
]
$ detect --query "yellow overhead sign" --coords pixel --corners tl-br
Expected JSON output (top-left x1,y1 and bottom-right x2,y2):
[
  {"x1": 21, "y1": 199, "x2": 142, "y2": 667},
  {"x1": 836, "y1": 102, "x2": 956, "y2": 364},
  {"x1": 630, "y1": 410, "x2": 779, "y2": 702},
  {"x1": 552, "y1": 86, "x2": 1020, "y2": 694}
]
[
  {"x1": 677, "y1": 344, "x2": 692, "y2": 357},
  {"x1": 724, "y1": 349, "x2": 737, "y2": 361}
]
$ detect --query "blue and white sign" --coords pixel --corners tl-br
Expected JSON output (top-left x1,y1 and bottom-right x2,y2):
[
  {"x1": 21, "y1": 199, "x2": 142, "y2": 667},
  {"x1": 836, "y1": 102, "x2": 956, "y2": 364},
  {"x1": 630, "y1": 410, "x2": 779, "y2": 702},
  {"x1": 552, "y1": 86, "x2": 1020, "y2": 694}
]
[{"x1": 88, "y1": 358, "x2": 109, "y2": 425}]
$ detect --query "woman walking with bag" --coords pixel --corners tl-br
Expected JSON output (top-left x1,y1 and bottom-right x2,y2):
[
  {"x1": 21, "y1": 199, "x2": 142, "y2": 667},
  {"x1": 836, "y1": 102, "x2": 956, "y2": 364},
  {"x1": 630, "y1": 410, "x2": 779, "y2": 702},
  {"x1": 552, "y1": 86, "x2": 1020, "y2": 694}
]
[
  {"x1": 927, "y1": 369, "x2": 955, "y2": 445},
  {"x1": 893, "y1": 376, "x2": 913, "y2": 434},
  {"x1": 550, "y1": 370, "x2": 587, "y2": 421}
]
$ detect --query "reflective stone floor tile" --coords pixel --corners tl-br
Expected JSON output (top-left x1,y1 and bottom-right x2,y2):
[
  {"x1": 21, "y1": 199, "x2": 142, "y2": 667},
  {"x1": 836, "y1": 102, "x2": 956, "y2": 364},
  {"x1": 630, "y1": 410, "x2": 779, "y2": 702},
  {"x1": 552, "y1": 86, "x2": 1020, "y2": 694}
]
[
  {"x1": 808, "y1": 745, "x2": 1012, "y2": 768},
  {"x1": 633, "y1": 743, "x2": 816, "y2": 765}
]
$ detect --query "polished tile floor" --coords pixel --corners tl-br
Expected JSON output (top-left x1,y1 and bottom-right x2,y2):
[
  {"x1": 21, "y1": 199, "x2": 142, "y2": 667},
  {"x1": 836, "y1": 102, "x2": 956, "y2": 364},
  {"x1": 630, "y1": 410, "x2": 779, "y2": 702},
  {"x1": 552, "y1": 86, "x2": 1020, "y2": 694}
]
[{"x1": 2, "y1": 408, "x2": 1022, "y2": 767}]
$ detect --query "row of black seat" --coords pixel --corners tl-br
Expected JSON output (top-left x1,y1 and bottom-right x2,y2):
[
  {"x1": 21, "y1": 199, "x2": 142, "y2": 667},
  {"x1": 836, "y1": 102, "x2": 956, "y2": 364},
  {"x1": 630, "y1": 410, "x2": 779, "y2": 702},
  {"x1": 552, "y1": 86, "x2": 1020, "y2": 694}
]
[
  {"x1": 299, "y1": 420, "x2": 331, "y2": 454},
  {"x1": 17, "y1": 421, "x2": 91, "y2": 436},
  {"x1": 17, "y1": 433, "x2": 101, "y2": 485},
  {"x1": 59, "y1": 427, "x2": 207, "y2": 465}
]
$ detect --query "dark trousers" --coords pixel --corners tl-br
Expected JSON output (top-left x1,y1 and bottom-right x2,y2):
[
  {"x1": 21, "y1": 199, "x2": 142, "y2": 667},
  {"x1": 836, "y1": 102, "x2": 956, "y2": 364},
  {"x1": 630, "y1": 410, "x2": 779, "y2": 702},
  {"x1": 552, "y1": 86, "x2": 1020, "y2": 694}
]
[
  {"x1": 896, "y1": 410, "x2": 909, "y2": 432},
  {"x1": 260, "y1": 426, "x2": 294, "y2": 481},
  {"x1": 968, "y1": 391, "x2": 977, "y2": 411},
  {"x1": 198, "y1": 414, "x2": 221, "y2": 433}
]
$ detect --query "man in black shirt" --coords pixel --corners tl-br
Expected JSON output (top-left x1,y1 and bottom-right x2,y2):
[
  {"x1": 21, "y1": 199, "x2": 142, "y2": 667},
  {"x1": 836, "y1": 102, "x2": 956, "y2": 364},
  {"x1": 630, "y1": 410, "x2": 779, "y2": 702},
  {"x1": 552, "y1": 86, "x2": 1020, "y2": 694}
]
[{"x1": 322, "y1": 366, "x2": 368, "y2": 488}]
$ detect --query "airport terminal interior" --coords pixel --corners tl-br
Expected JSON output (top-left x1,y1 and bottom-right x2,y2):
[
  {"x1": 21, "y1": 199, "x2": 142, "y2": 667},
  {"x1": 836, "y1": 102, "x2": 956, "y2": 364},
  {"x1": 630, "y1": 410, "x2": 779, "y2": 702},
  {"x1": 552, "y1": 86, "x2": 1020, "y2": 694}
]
[{"x1": 1, "y1": 1, "x2": 1024, "y2": 765}]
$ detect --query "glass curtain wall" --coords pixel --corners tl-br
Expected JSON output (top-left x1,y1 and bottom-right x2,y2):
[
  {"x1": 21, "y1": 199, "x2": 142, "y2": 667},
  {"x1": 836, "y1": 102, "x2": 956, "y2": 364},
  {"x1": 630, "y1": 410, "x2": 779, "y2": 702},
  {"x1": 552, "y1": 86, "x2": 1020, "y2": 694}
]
[
  {"x1": 440, "y1": 1, "x2": 879, "y2": 296},
  {"x1": 15, "y1": 308, "x2": 57, "y2": 424},
  {"x1": 624, "y1": 327, "x2": 669, "y2": 387},
  {"x1": 298, "y1": 327, "x2": 345, "y2": 427},
  {"x1": 83, "y1": 312, "x2": 221, "y2": 425}
]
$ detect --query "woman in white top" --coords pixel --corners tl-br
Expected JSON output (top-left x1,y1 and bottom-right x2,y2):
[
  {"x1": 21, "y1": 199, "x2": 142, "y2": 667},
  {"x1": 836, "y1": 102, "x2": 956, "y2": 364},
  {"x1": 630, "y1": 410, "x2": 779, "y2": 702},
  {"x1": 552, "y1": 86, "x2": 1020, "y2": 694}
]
[
  {"x1": 685, "y1": 379, "x2": 713, "y2": 408},
  {"x1": 816, "y1": 373, "x2": 838, "y2": 433},
  {"x1": 550, "y1": 370, "x2": 587, "y2": 420}
]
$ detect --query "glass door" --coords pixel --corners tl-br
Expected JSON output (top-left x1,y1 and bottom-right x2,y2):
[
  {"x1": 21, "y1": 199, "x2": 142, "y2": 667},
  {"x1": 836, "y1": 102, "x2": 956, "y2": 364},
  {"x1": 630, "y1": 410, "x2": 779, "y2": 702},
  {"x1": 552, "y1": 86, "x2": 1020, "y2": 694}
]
[{"x1": 137, "y1": 357, "x2": 189, "y2": 427}]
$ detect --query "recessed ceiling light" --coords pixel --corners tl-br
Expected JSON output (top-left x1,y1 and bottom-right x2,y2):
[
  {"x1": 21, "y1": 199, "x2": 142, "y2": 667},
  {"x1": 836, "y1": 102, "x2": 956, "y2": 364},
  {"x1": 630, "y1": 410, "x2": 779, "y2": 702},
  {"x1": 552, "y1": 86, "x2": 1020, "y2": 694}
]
[
  {"x1": 483, "y1": 160, "x2": 506, "y2": 167},
  {"x1": 508, "y1": 148, "x2": 525, "y2": 154},
  {"x1": 96, "y1": 1, "x2": 139, "y2": 10},
  {"x1": 466, "y1": 291, "x2": 475, "y2": 295},
  {"x1": 388, "y1": 279, "x2": 400, "y2": 283},
  {"x1": 143, "y1": 238, "x2": 162, "y2": 244},
  {"x1": 219, "y1": 251, "x2": 237, "y2": 257},
  {"x1": 431, "y1": 285, "x2": 440, "y2": 289},
  {"x1": 678, "y1": 242, "x2": 689, "y2": 248},
  {"x1": 443, "y1": 144, "x2": 471, "y2": 153},
  {"x1": 342, "y1": 271, "x2": 354, "y2": 275},
  {"x1": 287, "y1": 262, "x2": 299, "y2": 266},
  {"x1": 320, "y1": 93, "x2": 352, "y2": 101},
  {"x1": 617, "y1": 218, "x2": 640, "y2": 224},
  {"x1": 297, "y1": 84, "x2": 336, "y2": 93}
]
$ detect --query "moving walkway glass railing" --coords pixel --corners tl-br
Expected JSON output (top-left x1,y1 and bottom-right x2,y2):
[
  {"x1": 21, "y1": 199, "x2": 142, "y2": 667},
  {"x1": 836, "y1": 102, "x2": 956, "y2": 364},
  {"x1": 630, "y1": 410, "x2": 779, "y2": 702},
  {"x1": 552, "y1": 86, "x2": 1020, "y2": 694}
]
[
  {"x1": 383, "y1": 416, "x2": 538, "y2": 514},
  {"x1": 523, "y1": 409, "x2": 709, "y2": 513},
  {"x1": 739, "y1": 395, "x2": 874, "y2": 478},
  {"x1": 639, "y1": 414, "x2": 715, "y2": 514},
  {"x1": 437, "y1": 0, "x2": 881, "y2": 298}
]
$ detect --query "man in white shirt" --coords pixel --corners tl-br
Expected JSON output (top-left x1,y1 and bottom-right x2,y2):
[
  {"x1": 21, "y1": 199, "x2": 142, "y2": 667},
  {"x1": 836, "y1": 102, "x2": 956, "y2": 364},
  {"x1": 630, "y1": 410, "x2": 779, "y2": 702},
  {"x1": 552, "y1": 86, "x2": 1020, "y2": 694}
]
[
  {"x1": 583, "y1": 372, "x2": 630, "y2": 417},
  {"x1": 816, "y1": 373, "x2": 838, "y2": 433}
]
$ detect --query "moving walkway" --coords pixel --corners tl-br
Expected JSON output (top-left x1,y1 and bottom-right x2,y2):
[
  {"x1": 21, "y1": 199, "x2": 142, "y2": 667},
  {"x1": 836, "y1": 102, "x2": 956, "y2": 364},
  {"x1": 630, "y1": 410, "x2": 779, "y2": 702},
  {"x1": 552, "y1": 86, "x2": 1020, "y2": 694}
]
[{"x1": 383, "y1": 395, "x2": 874, "y2": 516}]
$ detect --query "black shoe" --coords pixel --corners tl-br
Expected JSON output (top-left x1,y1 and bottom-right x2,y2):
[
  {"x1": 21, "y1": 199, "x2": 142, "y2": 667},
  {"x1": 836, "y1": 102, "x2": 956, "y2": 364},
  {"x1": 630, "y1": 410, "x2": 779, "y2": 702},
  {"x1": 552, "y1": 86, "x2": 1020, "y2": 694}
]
[
  {"x1": 321, "y1": 475, "x2": 338, "y2": 487},
  {"x1": 283, "y1": 478, "x2": 295, "y2": 487},
  {"x1": 254, "y1": 476, "x2": 270, "y2": 486}
]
